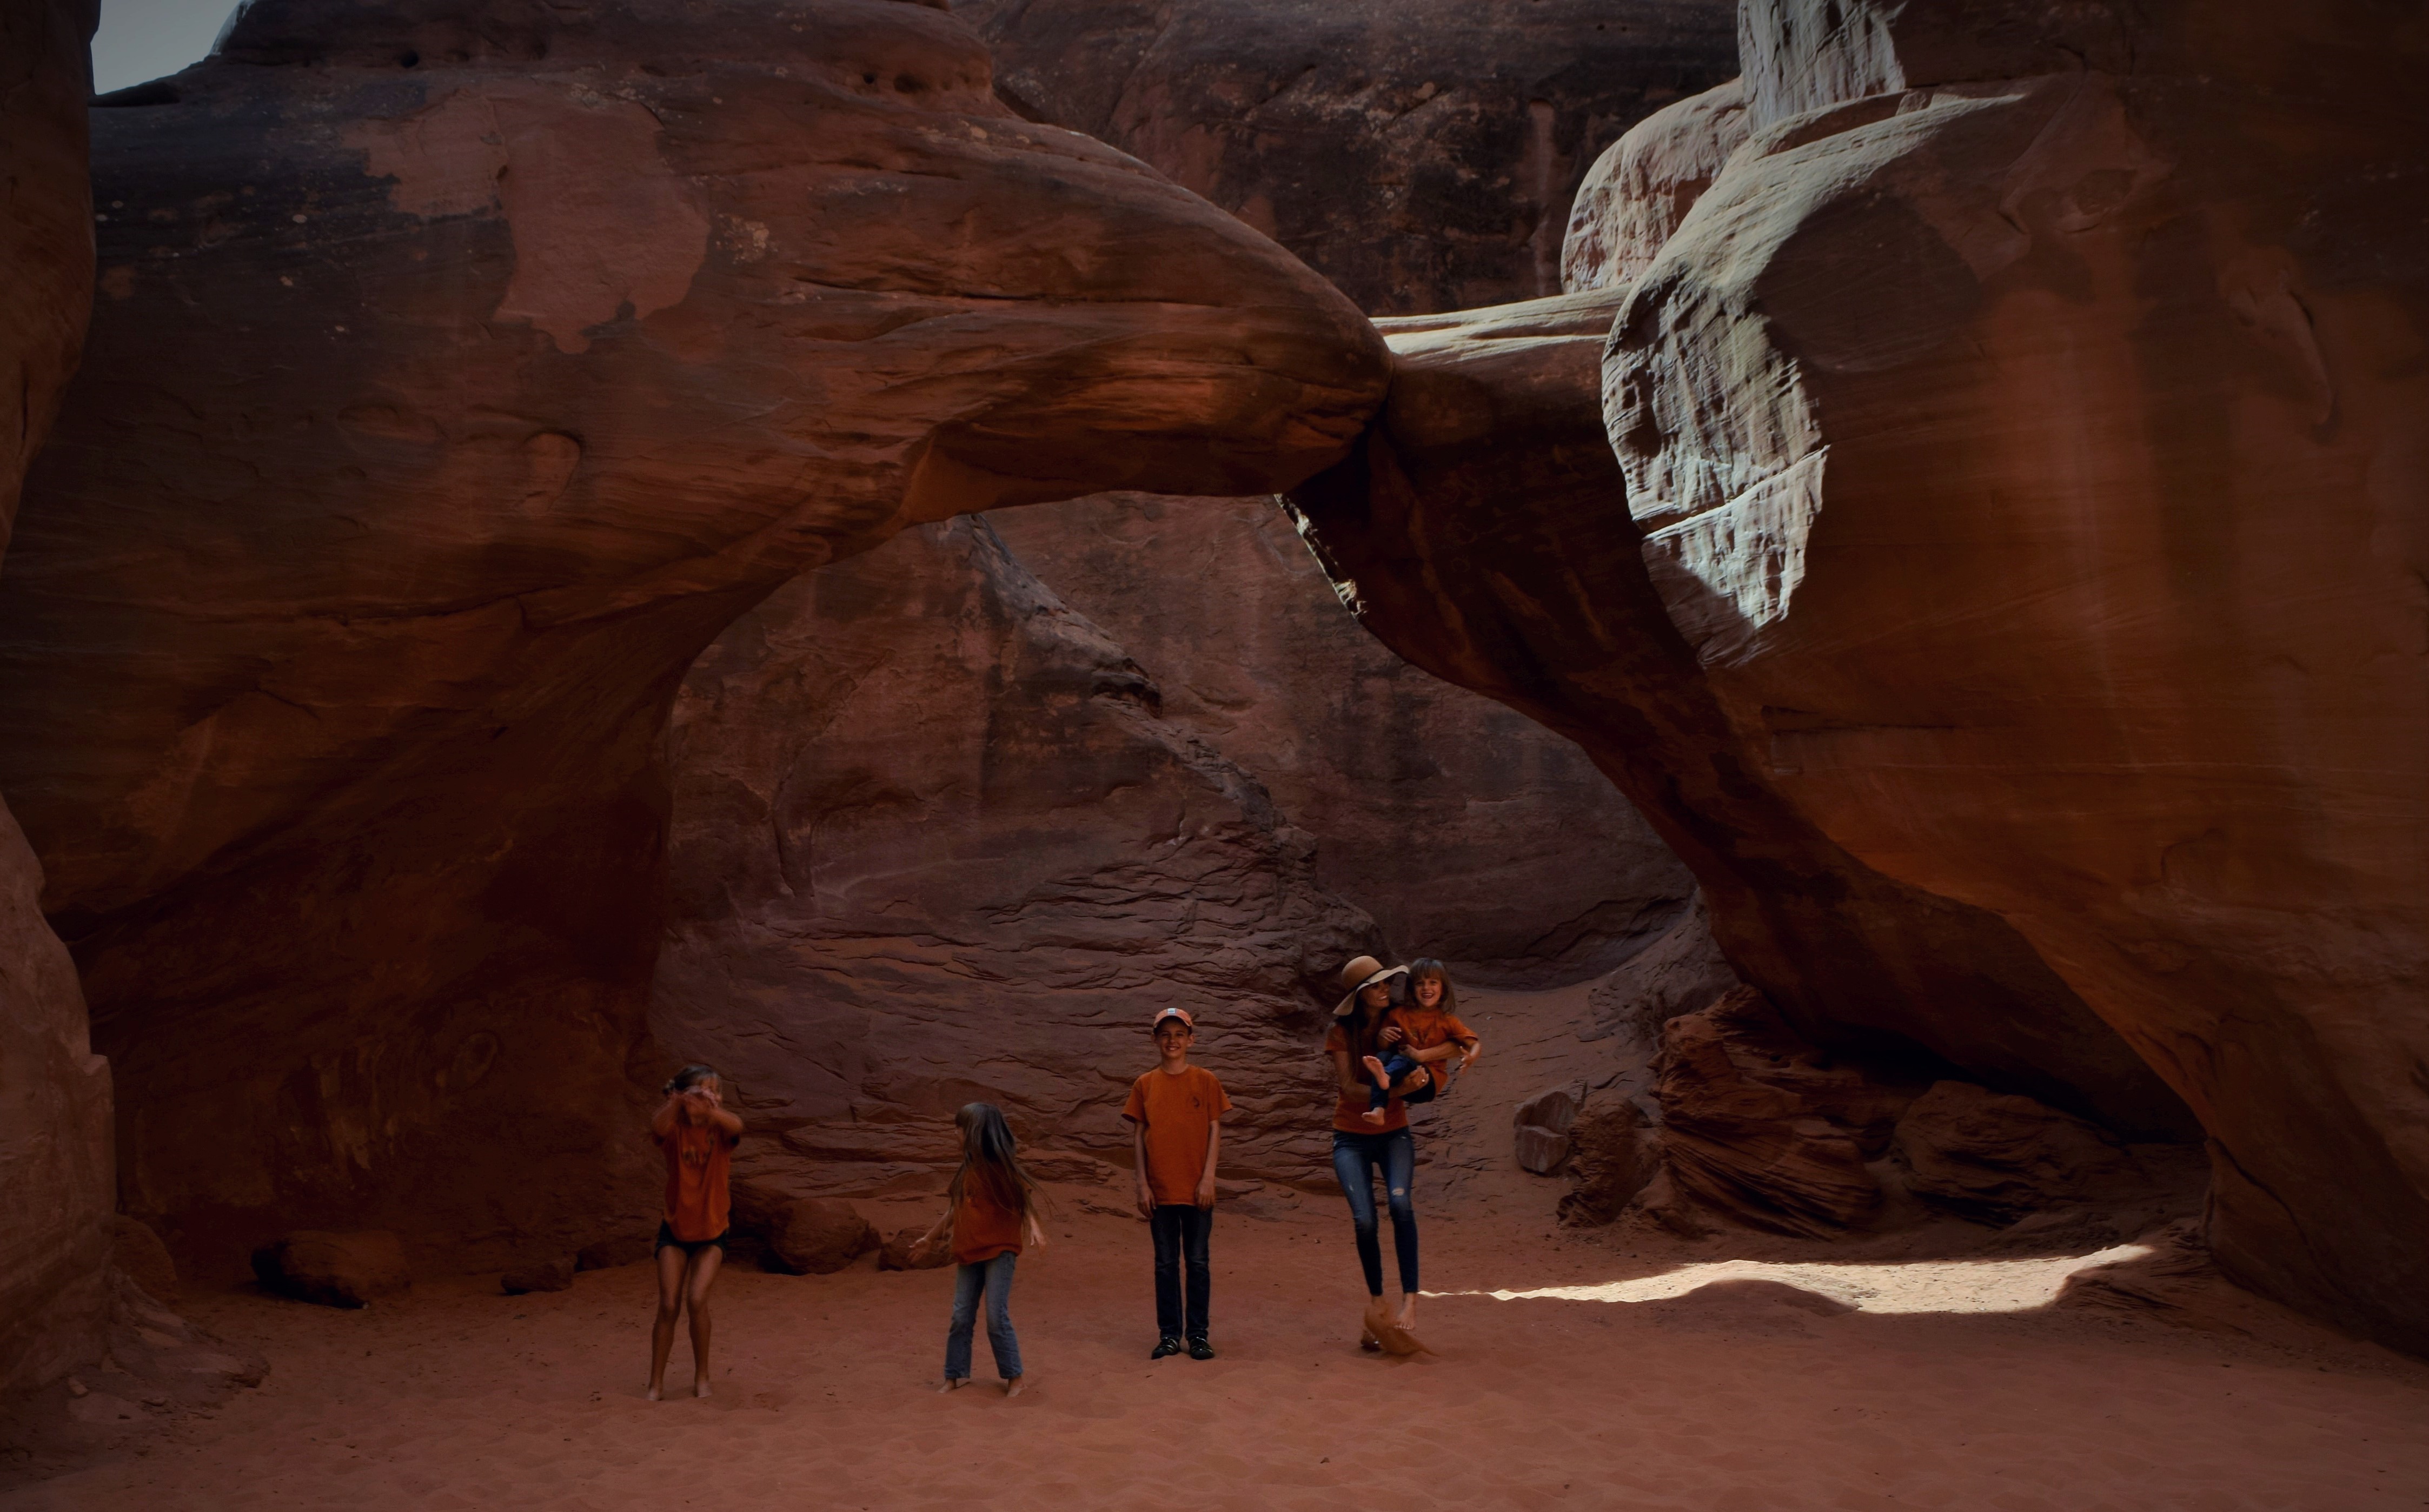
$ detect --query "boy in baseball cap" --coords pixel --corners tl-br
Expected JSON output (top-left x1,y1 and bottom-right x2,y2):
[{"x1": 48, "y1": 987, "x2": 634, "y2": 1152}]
[{"x1": 1121, "y1": 1006, "x2": 1232, "y2": 1360}]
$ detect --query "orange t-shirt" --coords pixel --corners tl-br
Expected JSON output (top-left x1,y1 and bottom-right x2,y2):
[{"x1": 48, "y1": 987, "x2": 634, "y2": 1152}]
[
  {"x1": 1121, "y1": 1065, "x2": 1232, "y2": 1206},
  {"x1": 1380, "y1": 1006, "x2": 1480, "y2": 1094},
  {"x1": 952, "y1": 1170, "x2": 1026, "y2": 1265},
  {"x1": 1324, "y1": 1022, "x2": 1409, "y2": 1135},
  {"x1": 659, "y1": 1119, "x2": 736, "y2": 1242}
]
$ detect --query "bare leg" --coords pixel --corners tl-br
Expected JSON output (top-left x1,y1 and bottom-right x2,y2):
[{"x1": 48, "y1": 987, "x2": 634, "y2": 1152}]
[
  {"x1": 648, "y1": 1242, "x2": 686, "y2": 1400},
  {"x1": 684, "y1": 1246, "x2": 724, "y2": 1397}
]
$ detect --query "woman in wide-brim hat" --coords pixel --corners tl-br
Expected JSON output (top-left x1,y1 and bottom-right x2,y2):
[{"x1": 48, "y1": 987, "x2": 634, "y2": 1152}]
[{"x1": 1322, "y1": 954, "x2": 1424, "y2": 1344}]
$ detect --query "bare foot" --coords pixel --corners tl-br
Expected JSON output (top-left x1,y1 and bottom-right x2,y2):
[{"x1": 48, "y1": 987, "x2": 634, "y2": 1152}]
[
  {"x1": 693, "y1": 1377, "x2": 712, "y2": 1400},
  {"x1": 1361, "y1": 1055, "x2": 1388, "y2": 1087},
  {"x1": 1003, "y1": 1376, "x2": 1027, "y2": 1398},
  {"x1": 646, "y1": 1383, "x2": 663, "y2": 1402},
  {"x1": 937, "y1": 1378, "x2": 968, "y2": 1393},
  {"x1": 1396, "y1": 1297, "x2": 1418, "y2": 1332},
  {"x1": 1359, "y1": 1107, "x2": 1388, "y2": 1125}
]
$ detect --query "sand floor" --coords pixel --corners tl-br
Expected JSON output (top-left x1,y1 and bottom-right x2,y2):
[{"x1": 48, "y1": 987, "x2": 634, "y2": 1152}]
[
  {"x1": 8, "y1": 1189, "x2": 2429, "y2": 1512},
  {"x1": 12, "y1": 980, "x2": 2429, "y2": 1510}
]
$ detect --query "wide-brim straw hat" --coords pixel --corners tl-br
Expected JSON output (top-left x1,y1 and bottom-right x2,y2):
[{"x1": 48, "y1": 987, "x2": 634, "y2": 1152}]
[{"x1": 1332, "y1": 954, "x2": 1408, "y2": 1017}]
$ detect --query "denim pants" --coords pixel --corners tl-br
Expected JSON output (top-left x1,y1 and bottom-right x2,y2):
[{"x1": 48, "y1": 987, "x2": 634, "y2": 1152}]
[
  {"x1": 1331, "y1": 1128, "x2": 1418, "y2": 1297},
  {"x1": 1149, "y1": 1204, "x2": 1213, "y2": 1342},
  {"x1": 944, "y1": 1251, "x2": 1022, "y2": 1381},
  {"x1": 1365, "y1": 1050, "x2": 1438, "y2": 1111}
]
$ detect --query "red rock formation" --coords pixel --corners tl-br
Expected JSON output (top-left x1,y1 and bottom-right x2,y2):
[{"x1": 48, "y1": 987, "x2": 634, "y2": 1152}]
[
  {"x1": 653, "y1": 518, "x2": 1375, "y2": 1194},
  {"x1": 1298, "y1": 0, "x2": 2429, "y2": 1347},
  {"x1": 957, "y1": 2, "x2": 1728, "y2": 989},
  {"x1": 0, "y1": 0, "x2": 1385, "y2": 1276},
  {"x1": 989, "y1": 495, "x2": 1695, "y2": 984},
  {"x1": 0, "y1": 0, "x2": 110, "y2": 1395},
  {"x1": 1561, "y1": 77, "x2": 1747, "y2": 295},
  {"x1": 1610, "y1": 0, "x2": 2429, "y2": 1345},
  {"x1": 957, "y1": 0, "x2": 1740, "y2": 315},
  {"x1": 1653, "y1": 987, "x2": 1914, "y2": 1237},
  {"x1": 1287, "y1": 294, "x2": 2192, "y2": 1138}
]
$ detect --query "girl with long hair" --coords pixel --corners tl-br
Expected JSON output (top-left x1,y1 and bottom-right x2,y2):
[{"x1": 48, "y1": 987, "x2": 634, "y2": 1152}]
[{"x1": 908, "y1": 1102, "x2": 1048, "y2": 1396}]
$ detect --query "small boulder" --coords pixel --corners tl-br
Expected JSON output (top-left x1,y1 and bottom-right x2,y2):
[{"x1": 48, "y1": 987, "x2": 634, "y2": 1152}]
[
  {"x1": 1514, "y1": 1087, "x2": 1580, "y2": 1135},
  {"x1": 501, "y1": 1257, "x2": 576, "y2": 1295},
  {"x1": 251, "y1": 1231, "x2": 410, "y2": 1308},
  {"x1": 762, "y1": 1198, "x2": 877, "y2": 1275},
  {"x1": 878, "y1": 1224, "x2": 953, "y2": 1271},
  {"x1": 1514, "y1": 1123, "x2": 1572, "y2": 1175},
  {"x1": 576, "y1": 1234, "x2": 655, "y2": 1271}
]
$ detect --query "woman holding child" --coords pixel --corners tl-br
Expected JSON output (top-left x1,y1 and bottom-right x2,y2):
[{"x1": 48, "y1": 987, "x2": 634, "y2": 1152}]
[{"x1": 1324, "y1": 954, "x2": 1480, "y2": 1342}]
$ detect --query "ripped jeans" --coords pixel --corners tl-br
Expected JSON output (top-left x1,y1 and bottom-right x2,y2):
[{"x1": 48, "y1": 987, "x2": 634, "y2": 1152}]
[{"x1": 1331, "y1": 1128, "x2": 1418, "y2": 1297}]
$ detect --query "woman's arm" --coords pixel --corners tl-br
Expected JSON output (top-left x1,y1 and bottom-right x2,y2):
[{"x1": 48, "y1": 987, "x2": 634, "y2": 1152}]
[
  {"x1": 1025, "y1": 1211, "x2": 1048, "y2": 1250},
  {"x1": 1332, "y1": 1048, "x2": 1363, "y2": 1096}
]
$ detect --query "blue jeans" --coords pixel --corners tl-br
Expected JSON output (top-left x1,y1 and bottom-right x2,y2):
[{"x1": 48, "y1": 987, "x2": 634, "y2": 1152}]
[
  {"x1": 1331, "y1": 1129, "x2": 1418, "y2": 1297},
  {"x1": 1150, "y1": 1204, "x2": 1213, "y2": 1342},
  {"x1": 1366, "y1": 1050, "x2": 1438, "y2": 1112},
  {"x1": 945, "y1": 1252, "x2": 1022, "y2": 1381}
]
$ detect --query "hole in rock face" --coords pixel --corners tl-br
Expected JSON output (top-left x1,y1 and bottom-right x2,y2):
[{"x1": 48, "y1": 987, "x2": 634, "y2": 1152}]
[{"x1": 399, "y1": 49, "x2": 419, "y2": 68}]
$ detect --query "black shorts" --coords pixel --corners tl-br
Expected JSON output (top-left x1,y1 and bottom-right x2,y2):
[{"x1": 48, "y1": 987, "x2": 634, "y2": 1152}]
[{"x1": 656, "y1": 1221, "x2": 728, "y2": 1257}]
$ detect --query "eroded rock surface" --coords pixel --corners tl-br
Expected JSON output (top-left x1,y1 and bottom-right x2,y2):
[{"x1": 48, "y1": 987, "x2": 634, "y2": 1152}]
[
  {"x1": 1609, "y1": 0, "x2": 2429, "y2": 1344},
  {"x1": 0, "y1": 0, "x2": 1386, "y2": 1276},
  {"x1": 957, "y1": 0, "x2": 1738, "y2": 315},
  {"x1": 1286, "y1": 294, "x2": 2191, "y2": 1137},
  {"x1": 1561, "y1": 76, "x2": 1747, "y2": 295},
  {"x1": 653, "y1": 518, "x2": 1376, "y2": 1196},
  {"x1": 0, "y1": 0, "x2": 110, "y2": 1397},
  {"x1": 990, "y1": 495, "x2": 1694, "y2": 984},
  {"x1": 1299, "y1": 0, "x2": 2429, "y2": 1349}
]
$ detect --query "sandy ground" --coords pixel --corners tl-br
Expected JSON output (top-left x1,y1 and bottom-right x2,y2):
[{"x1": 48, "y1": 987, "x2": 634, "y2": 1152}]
[{"x1": 11, "y1": 982, "x2": 2429, "y2": 1510}]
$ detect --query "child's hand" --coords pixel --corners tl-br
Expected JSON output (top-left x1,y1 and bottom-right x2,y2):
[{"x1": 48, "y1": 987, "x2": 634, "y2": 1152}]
[
  {"x1": 1194, "y1": 1176, "x2": 1216, "y2": 1209},
  {"x1": 1135, "y1": 1188, "x2": 1155, "y2": 1221},
  {"x1": 907, "y1": 1235, "x2": 930, "y2": 1262},
  {"x1": 1379, "y1": 1026, "x2": 1406, "y2": 1046}
]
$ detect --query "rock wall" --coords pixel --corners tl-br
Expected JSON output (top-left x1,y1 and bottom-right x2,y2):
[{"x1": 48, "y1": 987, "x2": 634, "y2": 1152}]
[
  {"x1": 0, "y1": 0, "x2": 112, "y2": 1393},
  {"x1": 1608, "y1": 0, "x2": 2429, "y2": 1347},
  {"x1": 653, "y1": 517, "x2": 1375, "y2": 1193},
  {"x1": 0, "y1": 0, "x2": 1385, "y2": 1276},
  {"x1": 1296, "y1": 0, "x2": 2429, "y2": 1349},
  {"x1": 1287, "y1": 292, "x2": 2192, "y2": 1137},
  {"x1": 988, "y1": 495, "x2": 1695, "y2": 985},
  {"x1": 956, "y1": 0, "x2": 1729, "y2": 986},
  {"x1": 956, "y1": 0, "x2": 1740, "y2": 315}
]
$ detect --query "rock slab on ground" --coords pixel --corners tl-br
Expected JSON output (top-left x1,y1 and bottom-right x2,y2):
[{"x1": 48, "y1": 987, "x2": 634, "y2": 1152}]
[
  {"x1": 250, "y1": 1231, "x2": 411, "y2": 1309},
  {"x1": 500, "y1": 1258, "x2": 575, "y2": 1295}
]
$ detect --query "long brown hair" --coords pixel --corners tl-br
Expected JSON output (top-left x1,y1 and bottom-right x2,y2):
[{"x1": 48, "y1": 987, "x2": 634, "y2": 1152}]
[
  {"x1": 1407, "y1": 958, "x2": 1457, "y2": 1016},
  {"x1": 1335, "y1": 972, "x2": 1403, "y2": 1057},
  {"x1": 946, "y1": 1102, "x2": 1040, "y2": 1218}
]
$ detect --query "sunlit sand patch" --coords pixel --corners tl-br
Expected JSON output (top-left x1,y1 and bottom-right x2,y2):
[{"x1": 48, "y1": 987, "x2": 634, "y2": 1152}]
[{"x1": 1435, "y1": 1243, "x2": 2154, "y2": 1316}]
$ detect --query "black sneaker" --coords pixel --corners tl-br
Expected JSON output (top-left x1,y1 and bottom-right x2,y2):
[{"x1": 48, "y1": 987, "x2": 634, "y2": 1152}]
[
  {"x1": 1150, "y1": 1336, "x2": 1184, "y2": 1360},
  {"x1": 1186, "y1": 1338, "x2": 1216, "y2": 1361}
]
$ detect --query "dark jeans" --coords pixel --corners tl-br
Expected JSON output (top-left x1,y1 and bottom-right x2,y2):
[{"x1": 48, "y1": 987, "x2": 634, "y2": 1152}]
[
  {"x1": 1332, "y1": 1128, "x2": 1418, "y2": 1297},
  {"x1": 1149, "y1": 1204, "x2": 1213, "y2": 1342},
  {"x1": 1365, "y1": 1050, "x2": 1438, "y2": 1112},
  {"x1": 945, "y1": 1251, "x2": 1022, "y2": 1381}
]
